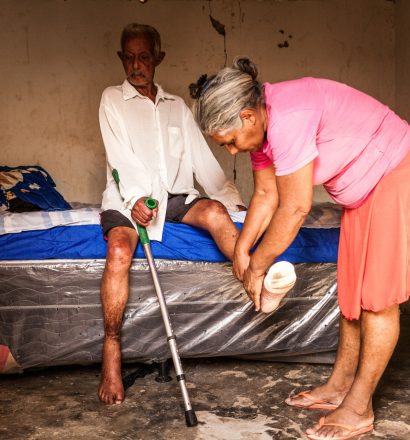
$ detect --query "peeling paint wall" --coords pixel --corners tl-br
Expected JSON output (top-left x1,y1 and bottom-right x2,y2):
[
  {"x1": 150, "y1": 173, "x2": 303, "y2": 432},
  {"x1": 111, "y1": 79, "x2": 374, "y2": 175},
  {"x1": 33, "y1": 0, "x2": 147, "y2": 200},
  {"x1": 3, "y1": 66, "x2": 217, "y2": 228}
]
[{"x1": 0, "y1": 0, "x2": 398, "y2": 204}]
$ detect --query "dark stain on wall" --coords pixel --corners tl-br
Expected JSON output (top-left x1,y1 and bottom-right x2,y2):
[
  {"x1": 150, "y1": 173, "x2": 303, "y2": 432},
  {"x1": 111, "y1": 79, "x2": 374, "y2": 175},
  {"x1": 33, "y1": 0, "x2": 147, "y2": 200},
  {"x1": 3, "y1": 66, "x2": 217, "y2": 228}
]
[
  {"x1": 209, "y1": 14, "x2": 227, "y2": 66},
  {"x1": 278, "y1": 29, "x2": 293, "y2": 49},
  {"x1": 210, "y1": 15, "x2": 226, "y2": 36}
]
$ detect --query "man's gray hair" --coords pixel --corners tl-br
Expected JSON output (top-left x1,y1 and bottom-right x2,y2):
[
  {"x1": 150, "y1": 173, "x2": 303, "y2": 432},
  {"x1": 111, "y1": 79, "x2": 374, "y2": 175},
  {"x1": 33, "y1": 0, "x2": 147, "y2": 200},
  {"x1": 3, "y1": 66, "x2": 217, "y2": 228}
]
[
  {"x1": 192, "y1": 58, "x2": 264, "y2": 135},
  {"x1": 120, "y1": 23, "x2": 162, "y2": 60}
]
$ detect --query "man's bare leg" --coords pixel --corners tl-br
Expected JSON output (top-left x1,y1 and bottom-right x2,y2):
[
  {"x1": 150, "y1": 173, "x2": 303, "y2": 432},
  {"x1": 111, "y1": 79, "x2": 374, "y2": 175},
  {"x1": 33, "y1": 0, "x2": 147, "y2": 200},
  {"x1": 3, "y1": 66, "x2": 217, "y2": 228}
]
[
  {"x1": 181, "y1": 199, "x2": 239, "y2": 260},
  {"x1": 286, "y1": 315, "x2": 360, "y2": 408},
  {"x1": 306, "y1": 304, "x2": 400, "y2": 438},
  {"x1": 99, "y1": 227, "x2": 138, "y2": 404}
]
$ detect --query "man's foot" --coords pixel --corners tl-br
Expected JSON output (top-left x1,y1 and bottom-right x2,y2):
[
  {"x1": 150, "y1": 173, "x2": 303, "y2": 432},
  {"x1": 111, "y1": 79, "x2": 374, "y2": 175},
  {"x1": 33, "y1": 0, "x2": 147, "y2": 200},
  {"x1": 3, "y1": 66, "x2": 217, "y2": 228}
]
[
  {"x1": 285, "y1": 383, "x2": 348, "y2": 410},
  {"x1": 98, "y1": 371, "x2": 124, "y2": 405},
  {"x1": 306, "y1": 406, "x2": 374, "y2": 439},
  {"x1": 98, "y1": 337, "x2": 124, "y2": 405}
]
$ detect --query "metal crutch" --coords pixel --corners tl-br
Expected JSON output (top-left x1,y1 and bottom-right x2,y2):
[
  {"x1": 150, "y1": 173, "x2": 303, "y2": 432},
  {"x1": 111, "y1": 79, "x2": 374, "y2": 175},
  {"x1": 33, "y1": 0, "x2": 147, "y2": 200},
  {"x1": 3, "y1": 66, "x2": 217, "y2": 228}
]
[{"x1": 112, "y1": 170, "x2": 198, "y2": 427}]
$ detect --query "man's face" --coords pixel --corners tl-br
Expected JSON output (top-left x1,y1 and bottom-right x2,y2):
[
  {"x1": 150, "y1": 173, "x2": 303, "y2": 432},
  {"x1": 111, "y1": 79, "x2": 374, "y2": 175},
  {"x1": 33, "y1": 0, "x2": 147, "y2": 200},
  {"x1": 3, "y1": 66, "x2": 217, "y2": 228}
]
[{"x1": 119, "y1": 35, "x2": 158, "y2": 90}]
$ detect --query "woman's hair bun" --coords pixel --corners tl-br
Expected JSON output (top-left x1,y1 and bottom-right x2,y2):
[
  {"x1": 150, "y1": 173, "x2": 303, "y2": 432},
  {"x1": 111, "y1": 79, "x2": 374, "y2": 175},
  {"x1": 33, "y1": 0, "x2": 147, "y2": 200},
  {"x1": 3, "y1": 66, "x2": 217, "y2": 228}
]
[
  {"x1": 189, "y1": 74, "x2": 209, "y2": 99},
  {"x1": 233, "y1": 57, "x2": 258, "y2": 80}
]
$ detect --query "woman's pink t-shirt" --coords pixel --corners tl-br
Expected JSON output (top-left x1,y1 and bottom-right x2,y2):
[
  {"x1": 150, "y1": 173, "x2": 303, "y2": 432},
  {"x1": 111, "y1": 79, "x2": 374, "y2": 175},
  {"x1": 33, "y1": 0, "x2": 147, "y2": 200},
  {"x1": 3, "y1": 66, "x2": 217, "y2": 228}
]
[{"x1": 250, "y1": 78, "x2": 410, "y2": 208}]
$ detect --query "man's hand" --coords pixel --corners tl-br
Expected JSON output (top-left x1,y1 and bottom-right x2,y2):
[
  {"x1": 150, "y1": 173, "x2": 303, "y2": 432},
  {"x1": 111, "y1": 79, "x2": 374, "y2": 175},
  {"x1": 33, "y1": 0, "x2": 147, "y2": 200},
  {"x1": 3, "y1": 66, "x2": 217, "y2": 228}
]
[
  {"x1": 131, "y1": 197, "x2": 159, "y2": 227},
  {"x1": 243, "y1": 267, "x2": 265, "y2": 312}
]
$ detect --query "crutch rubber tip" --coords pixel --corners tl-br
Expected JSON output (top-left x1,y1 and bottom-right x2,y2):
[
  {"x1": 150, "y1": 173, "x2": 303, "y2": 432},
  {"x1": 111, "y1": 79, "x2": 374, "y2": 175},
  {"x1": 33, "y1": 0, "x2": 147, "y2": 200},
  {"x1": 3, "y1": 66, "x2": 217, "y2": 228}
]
[{"x1": 185, "y1": 409, "x2": 198, "y2": 427}]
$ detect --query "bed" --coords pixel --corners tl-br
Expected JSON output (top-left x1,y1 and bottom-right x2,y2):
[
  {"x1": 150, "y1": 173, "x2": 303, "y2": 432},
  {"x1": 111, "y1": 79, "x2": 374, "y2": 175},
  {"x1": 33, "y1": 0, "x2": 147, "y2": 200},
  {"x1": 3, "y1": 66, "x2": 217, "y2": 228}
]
[{"x1": 0, "y1": 199, "x2": 341, "y2": 374}]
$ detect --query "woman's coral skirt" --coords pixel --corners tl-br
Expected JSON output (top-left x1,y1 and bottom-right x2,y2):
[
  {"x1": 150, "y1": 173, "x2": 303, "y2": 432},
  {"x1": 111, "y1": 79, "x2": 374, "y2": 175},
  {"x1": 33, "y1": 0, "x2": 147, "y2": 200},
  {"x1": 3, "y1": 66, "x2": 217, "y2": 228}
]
[{"x1": 338, "y1": 152, "x2": 410, "y2": 320}]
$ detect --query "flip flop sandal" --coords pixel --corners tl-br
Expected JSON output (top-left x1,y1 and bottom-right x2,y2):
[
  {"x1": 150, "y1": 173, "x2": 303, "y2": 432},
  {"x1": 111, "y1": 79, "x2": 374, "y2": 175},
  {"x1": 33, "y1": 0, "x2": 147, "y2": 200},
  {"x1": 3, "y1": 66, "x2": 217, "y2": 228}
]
[
  {"x1": 307, "y1": 416, "x2": 374, "y2": 440},
  {"x1": 286, "y1": 390, "x2": 339, "y2": 410}
]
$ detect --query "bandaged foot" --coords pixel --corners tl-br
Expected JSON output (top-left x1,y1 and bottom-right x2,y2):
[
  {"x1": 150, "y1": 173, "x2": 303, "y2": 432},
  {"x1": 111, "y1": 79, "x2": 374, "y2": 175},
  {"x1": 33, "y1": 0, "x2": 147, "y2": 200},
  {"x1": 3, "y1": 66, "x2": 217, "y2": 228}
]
[{"x1": 261, "y1": 261, "x2": 296, "y2": 314}]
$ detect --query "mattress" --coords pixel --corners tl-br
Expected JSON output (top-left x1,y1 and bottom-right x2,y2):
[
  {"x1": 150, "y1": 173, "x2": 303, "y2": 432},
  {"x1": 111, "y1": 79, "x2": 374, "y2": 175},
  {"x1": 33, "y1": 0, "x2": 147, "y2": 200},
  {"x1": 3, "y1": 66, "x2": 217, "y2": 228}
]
[
  {"x1": 0, "y1": 203, "x2": 342, "y2": 373},
  {"x1": 0, "y1": 203, "x2": 340, "y2": 263}
]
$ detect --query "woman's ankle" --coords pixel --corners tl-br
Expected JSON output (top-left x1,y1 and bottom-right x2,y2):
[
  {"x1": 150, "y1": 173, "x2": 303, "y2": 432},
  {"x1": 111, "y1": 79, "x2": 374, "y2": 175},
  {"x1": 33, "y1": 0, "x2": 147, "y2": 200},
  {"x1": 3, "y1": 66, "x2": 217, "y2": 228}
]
[{"x1": 326, "y1": 371, "x2": 356, "y2": 392}]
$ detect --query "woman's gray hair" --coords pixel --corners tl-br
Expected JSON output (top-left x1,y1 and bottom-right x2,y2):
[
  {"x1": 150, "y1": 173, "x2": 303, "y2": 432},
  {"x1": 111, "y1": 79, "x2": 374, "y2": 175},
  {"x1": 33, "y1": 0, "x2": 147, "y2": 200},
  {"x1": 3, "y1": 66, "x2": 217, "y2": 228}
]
[
  {"x1": 120, "y1": 23, "x2": 162, "y2": 60},
  {"x1": 191, "y1": 58, "x2": 264, "y2": 135}
]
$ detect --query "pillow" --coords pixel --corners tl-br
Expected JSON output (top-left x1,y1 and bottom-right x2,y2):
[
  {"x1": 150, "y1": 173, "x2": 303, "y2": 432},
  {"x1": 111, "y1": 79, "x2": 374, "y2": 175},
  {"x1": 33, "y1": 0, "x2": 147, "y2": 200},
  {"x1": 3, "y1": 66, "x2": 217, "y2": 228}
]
[{"x1": 0, "y1": 165, "x2": 71, "y2": 212}]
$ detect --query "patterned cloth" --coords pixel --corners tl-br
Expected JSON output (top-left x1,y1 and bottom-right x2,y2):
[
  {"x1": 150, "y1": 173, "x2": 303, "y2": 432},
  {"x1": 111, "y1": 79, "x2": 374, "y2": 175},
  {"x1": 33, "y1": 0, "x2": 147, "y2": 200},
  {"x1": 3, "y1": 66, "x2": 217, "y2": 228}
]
[{"x1": 0, "y1": 166, "x2": 71, "y2": 212}]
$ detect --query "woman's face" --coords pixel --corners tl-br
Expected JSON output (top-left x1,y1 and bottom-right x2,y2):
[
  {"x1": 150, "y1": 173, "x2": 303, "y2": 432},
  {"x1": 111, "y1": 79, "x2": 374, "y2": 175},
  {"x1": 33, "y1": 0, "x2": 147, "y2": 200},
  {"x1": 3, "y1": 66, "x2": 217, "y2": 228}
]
[{"x1": 211, "y1": 107, "x2": 266, "y2": 156}]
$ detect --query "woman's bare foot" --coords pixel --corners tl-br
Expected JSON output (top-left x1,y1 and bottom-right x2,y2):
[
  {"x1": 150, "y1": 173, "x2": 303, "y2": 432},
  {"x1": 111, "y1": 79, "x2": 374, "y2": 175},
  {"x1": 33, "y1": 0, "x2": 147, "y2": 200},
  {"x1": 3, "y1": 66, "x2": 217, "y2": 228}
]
[
  {"x1": 98, "y1": 337, "x2": 124, "y2": 405},
  {"x1": 285, "y1": 382, "x2": 350, "y2": 409},
  {"x1": 306, "y1": 405, "x2": 374, "y2": 439}
]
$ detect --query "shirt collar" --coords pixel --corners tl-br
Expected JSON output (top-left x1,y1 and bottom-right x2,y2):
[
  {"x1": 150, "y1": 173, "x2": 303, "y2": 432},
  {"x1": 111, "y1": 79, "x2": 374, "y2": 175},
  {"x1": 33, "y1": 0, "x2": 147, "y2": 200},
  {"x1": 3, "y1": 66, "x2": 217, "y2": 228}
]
[{"x1": 121, "y1": 79, "x2": 175, "y2": 102}]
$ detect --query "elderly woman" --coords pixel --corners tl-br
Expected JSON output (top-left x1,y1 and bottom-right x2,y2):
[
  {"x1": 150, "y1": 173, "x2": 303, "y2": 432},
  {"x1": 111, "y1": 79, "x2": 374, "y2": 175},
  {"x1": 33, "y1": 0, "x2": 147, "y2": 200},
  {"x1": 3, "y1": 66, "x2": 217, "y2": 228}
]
[{"x1": 191, "y1": 58, "x2": 410, "y2": 440}]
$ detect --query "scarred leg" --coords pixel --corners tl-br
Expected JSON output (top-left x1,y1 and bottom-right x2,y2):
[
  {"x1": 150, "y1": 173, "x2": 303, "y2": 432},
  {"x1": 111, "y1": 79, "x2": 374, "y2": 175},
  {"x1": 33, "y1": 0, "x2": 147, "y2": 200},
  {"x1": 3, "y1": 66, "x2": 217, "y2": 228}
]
[{"x1": 98, "y1": 226, "x2": 138, "y2": 404}]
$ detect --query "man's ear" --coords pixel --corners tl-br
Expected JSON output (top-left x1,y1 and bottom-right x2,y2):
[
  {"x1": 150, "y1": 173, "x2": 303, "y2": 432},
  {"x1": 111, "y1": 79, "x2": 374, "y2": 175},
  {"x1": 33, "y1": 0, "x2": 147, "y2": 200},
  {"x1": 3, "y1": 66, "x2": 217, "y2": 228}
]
[
  {"x1": 155, "y1": 51, "x2": 166, "y2": 66},
  {"x1": 239, "y1": 109, "x2": 257, "y2": 126}
]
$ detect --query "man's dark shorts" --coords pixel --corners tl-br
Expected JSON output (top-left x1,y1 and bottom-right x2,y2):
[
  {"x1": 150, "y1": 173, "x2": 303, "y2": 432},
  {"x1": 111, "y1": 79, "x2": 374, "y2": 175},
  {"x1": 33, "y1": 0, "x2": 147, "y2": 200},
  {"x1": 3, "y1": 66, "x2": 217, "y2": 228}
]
[{"x1": 100, "y1": 194, "x2": 206, "y2": 237}]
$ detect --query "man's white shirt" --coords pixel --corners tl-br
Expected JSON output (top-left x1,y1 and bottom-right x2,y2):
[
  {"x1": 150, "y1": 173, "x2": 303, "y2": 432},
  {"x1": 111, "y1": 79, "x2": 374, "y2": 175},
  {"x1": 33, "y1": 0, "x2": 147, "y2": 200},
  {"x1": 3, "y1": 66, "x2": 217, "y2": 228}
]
[{"x1": 99, "y1": 80, "x2": 244, "y2": 241}]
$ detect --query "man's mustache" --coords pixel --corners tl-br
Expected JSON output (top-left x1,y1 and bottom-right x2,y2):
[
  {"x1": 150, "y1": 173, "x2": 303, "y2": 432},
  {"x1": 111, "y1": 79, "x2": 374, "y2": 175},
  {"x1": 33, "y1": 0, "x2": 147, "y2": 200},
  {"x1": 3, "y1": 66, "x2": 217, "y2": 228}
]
[{"x1": 129, "y1": 70, "x2": 146, "y2": 79}]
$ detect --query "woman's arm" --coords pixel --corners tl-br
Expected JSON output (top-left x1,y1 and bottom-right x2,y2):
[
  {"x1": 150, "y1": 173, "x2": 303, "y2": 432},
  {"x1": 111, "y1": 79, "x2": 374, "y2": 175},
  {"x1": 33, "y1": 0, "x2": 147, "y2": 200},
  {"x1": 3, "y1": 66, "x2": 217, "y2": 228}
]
[
  {"x1": 244, "y1": 161, "x2": 314, "y2": 310},
  {"x1": 233, "y1": 165, "x2": 278, "y2": 280}
]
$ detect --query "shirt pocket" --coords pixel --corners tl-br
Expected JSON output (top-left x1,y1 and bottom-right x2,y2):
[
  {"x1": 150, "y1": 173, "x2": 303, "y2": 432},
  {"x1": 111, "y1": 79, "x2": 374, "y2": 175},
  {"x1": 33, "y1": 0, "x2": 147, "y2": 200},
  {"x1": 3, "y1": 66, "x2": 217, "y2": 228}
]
[{"x1": 167, "y1": 127, "x2": 184, "y2": 159}]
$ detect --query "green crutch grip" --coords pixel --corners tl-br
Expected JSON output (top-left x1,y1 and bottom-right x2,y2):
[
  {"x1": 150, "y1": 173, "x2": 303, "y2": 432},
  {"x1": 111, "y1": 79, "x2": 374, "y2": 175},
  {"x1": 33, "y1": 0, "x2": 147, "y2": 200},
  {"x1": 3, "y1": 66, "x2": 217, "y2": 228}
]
[
  {"x1": 112, "y1": 168, "x2": 120, "y2": 185},
  {"x1": 137, "y1": 198, "x2": 157, "y2": 245},
  {"x1": 111, "y1": 169, "x2": 157, "y2": 246}
]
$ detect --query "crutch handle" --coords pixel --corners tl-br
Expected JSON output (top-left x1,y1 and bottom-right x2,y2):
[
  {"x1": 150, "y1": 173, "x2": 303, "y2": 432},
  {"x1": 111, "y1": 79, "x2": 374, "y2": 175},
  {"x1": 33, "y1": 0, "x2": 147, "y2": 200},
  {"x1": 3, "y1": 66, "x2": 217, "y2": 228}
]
[
  {"x1": 136, "y1": 198, "x2": 157, "y2": 245},
  {"x1": 144, "y1": 198, "x2": 157, "y2": 210},
  {"x1": 111, "y1": 168, "x2": 156, "y2": 245}
]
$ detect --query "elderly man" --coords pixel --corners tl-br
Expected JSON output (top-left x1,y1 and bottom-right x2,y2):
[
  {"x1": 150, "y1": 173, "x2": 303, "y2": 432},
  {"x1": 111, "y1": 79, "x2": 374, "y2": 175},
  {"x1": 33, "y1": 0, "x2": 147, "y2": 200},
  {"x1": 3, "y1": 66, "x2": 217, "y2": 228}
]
[{"x1": 98, "y1": 23, "x2": 245, "y2": 404}]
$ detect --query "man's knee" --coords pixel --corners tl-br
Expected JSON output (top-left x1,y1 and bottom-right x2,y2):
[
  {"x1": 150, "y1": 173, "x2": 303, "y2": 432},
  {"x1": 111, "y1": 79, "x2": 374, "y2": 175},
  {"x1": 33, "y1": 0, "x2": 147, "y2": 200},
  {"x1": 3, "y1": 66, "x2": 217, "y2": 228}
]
[
  {"x1": 199, "y1": 199, "x2": 230, "y2": 226},
  {"x1": 105, "y1": 236, "x2": 135, "y2": 273}
]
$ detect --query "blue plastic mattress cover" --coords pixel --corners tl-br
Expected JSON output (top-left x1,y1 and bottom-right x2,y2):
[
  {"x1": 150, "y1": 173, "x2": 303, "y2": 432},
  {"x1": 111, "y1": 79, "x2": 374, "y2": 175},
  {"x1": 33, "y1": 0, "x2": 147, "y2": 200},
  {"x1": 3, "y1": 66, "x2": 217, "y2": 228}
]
[{"x1": 0, "y1": 222, "x2": 339, "y2": 263}]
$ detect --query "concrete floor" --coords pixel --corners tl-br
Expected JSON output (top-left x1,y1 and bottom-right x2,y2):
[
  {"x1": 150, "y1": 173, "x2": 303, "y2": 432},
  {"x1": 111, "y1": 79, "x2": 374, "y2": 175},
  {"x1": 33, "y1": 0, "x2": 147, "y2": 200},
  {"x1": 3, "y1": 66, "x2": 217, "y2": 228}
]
[{"x1": 0, "y1": 316, "x2": 409, "y2": 440}]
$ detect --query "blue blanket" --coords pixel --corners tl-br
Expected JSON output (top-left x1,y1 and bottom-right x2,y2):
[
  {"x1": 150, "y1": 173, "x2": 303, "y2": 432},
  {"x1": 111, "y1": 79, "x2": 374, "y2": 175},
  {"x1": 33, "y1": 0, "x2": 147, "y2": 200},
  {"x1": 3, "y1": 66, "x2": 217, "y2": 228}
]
[
  {"x1": 0, "y1": 222, "x2": 339, "y2": 263},
  {"x1": 0, "y1": 165, "x2": 71, "y2": 211}
]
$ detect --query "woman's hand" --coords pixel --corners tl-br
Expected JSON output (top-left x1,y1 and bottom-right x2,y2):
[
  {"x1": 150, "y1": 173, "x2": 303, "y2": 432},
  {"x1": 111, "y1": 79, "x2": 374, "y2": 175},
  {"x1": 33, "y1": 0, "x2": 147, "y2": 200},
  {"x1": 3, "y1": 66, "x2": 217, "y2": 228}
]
[
  {"x1": 131, "y1": 197, "x2": 158, "y2": 227},
  {"x1": 232, "y1": 247, "x2": 250, "y2": 281},
  {"x1": 243, "y1": 267, "x2": 265, "y2": 311}
]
